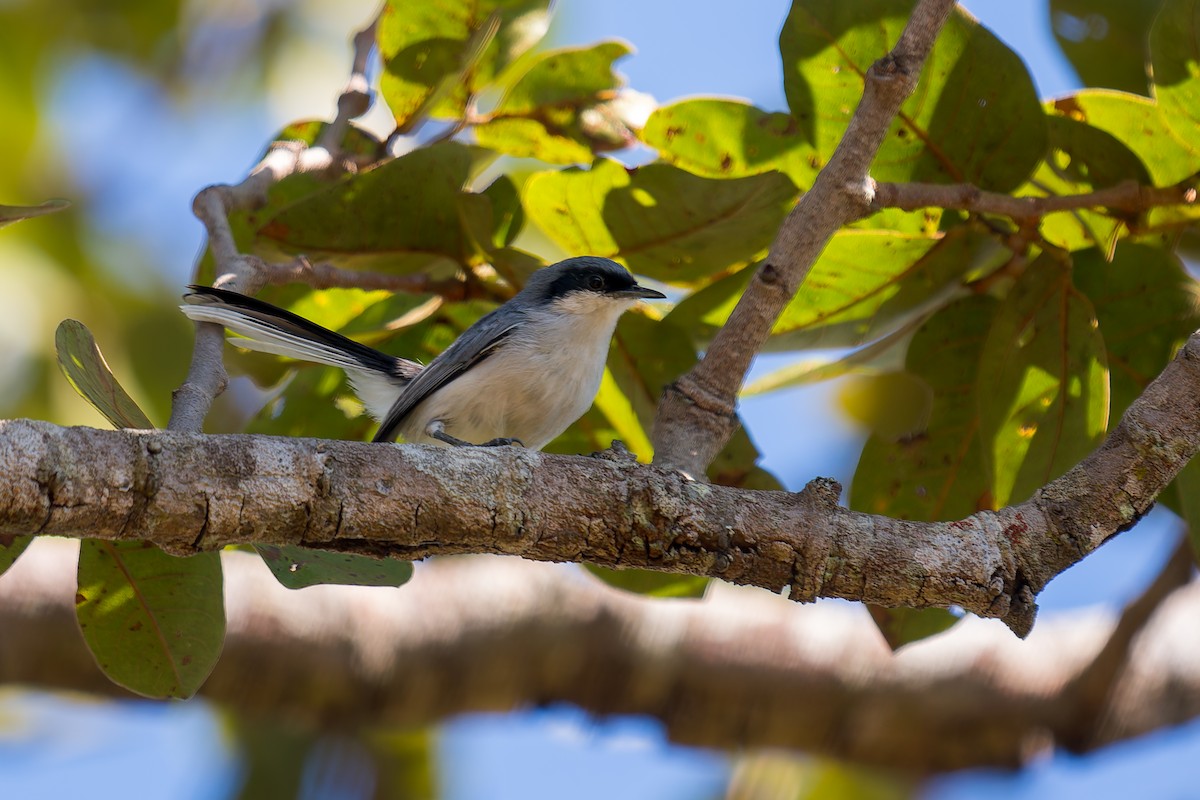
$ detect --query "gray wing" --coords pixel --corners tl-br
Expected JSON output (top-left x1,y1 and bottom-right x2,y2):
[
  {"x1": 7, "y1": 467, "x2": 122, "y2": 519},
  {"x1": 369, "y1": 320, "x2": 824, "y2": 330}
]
[{"x1": 372, "y1": 308, "x2": 522, "y2": 443}]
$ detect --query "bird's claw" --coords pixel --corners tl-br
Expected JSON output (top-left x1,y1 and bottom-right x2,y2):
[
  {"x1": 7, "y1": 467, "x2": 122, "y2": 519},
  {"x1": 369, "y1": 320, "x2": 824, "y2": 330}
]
[{"x1": 480, "y1": 437, "x2": 524, "y2": 447}]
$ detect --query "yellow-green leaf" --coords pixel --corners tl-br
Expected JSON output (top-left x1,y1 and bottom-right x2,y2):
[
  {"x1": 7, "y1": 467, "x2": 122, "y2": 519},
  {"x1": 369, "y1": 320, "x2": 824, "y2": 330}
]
[
  {"x1": 0, "y1": 198, "x2": 70, "y2": 229},
  {"x1": 850, "y1": 296, "x2": 998, "y2": 521},
  {"x1": 642, "y1": 98, "x2": 818, "y2": 187},
  {"x1": 475, "y1": 42, "x2": 633, "y2": 164},
  {"x1": 781, "y1": 0, "x2": 1046, "y2": 191},
  {"x1": 55, "y1": 319, "x2": 155, "y2": 430},
  {"x1": 1149, "y1": 0, "x2": 1200, "y2": 157},
  {"x1": 978, "y1": 254, "x2": 1109, "y2": 507},
  {"x1": 378, "y1": 0, "x2": 551, "y2": 128},
  {"x1": 524, "y1": 159, "x2": 797, "y2": 284},
  {"x1": 1049, "y1": 91, "x2": 1200, "y2": 186},
  {"x1": 669, "y1": 226, "x2": 1006, "y2": 351}
]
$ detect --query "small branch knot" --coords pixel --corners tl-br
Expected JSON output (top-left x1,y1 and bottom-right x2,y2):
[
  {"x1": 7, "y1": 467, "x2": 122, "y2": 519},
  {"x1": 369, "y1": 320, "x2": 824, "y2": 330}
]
[
  {"x1": 869, "y1": 52, "x2": 912, "y2": 83},
  {"x1": 667, "y1": 376, "x2": 737, "y2": 419},
  {"x1": 801, "y1": 477, "x2": 843, "y2": 509},
  {"x1": 592, "y1": 439, "x2": 638, "y2": 464}
]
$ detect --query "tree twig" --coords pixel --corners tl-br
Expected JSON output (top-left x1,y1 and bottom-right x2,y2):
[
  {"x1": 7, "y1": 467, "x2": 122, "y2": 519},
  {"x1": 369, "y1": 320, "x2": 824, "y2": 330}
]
[
  {"x1": 650, "y1": 0, "x2": 957, "y2": 477},
  {"x1": 315, "y1": 12, "x2": 379, "y2": 154},
  {"x1": 871, "y1": 179, "x2": 1198, "y2": 220},
  {"x1": 258, "y1": 255, "x2": 484, "y2": 300}
]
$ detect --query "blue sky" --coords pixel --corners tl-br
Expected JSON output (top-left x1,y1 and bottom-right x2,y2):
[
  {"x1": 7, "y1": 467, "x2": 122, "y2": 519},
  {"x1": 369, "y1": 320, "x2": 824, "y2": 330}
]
[{"x1": 2, "y1": 1, "x2": 1194, "y2": 798}]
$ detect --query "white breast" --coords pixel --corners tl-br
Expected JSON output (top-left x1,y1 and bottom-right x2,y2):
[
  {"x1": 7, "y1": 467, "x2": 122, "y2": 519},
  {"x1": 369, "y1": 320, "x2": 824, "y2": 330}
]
[{"x1": 401, "y1": 298, "x2": 632, "y2": 449}]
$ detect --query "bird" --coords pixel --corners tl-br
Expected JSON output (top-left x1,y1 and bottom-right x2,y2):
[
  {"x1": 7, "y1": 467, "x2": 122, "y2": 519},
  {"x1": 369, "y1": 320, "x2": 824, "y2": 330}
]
[{"x1": 180, "y1": 256, "x2": 666, "y2": 450}]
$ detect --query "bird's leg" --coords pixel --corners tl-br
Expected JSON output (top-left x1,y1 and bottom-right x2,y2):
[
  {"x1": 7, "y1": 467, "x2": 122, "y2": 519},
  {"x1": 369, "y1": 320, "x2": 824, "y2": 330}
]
[{"x1": 427, "y1": 421, "x2": 523, "y2": 448}]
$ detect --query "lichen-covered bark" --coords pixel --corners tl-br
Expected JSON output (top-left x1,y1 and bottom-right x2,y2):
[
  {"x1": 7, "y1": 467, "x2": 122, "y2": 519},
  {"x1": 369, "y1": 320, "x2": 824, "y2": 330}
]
[{"x1": 4, "y1": 328, "x2": 1200, "y2": 636}]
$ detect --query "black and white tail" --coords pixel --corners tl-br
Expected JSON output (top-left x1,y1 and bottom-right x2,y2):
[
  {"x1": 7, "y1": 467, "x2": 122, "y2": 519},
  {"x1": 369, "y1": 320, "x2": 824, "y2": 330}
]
[{"x1": 180, "y1": 285, "x2": 420, "y2": 420}]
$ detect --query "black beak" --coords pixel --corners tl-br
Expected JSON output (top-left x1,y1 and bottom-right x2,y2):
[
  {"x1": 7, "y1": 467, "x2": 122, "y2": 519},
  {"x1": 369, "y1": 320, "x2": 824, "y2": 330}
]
[{"x1": 612, "y1": 284, "x2": 667, "y2": 300}]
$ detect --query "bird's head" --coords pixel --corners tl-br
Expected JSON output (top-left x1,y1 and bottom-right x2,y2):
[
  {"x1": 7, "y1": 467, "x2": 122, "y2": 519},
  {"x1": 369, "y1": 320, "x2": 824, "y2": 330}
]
[{"x1": 521, "y1": 256, "x2": 666, "y2": 316}]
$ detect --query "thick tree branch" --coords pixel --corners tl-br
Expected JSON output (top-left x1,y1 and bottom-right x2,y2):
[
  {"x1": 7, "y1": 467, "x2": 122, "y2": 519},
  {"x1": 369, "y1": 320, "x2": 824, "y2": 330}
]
[
  {"x1": 7, "y1": 327, "x2": 1200, "y2": 635},
  {"x1": 651, "y1": 0, "x2": 956, "y2": 476},
  {"x1": 871, "y1": 179, "x2": 1198, "y2": 221},
  {"x1": 2, "y1": 541, "x2": 1198, "y2": 772}
]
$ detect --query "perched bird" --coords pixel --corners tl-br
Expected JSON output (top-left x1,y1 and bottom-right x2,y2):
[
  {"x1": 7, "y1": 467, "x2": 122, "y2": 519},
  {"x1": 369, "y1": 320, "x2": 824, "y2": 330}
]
[{"x1": 181, "y1": 256, "x2": 665, "y2": 450}]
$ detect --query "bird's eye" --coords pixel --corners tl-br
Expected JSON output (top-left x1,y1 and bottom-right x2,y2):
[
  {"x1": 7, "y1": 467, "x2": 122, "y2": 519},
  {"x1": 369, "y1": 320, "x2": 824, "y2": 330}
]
[{"x1": 587, "y1": 274, "x2": 605, "y2": 291}]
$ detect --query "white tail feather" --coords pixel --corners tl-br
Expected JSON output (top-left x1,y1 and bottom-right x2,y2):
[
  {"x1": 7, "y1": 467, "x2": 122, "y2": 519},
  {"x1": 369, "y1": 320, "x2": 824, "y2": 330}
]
[
  {"x1": 181, "y1": 305, "x2": 364, "y2": 371},
  {"x1": 179, "y1": 304, "x2": 403, "y2": 420}
]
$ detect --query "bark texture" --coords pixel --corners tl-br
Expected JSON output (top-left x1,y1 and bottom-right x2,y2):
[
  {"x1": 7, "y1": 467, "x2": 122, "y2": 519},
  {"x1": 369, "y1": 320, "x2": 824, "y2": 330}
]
[{"x1": 4, "y1": 328, "x2": 1200, "y2": 636}]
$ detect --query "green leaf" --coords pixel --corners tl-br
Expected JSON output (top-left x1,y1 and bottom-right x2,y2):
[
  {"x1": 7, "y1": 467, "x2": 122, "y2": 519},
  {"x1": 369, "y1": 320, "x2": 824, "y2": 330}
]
[
  {"x1": 1049, "y1": 91, "x2": 1200, "y2": 186},
  {"x1": 0, "y1": 198, "x2": 69, "y2": 229},
  {"x1": 524, "y1": 159, "x2": 797, "y2": 284},
  {"x1": 1073, "y1": 244, "x2": 1200, "y2": 421},
  {"x1": 850, "y1": 296, "x2": 998, "y2": 520},
  {"x1": 255, "y1": 142, "x2": 495, "y2": 273},
  {"x1": 978, "y1": 253, "x2": 1109, "y2": 507},
  {"x1": 780, "y1": 0, "x2": 1047, "y2": 191},
  {"x1": 1021, "y1": 113, "x2": 1152, "y2": 253},
  {"x1": 227, "y1": 716, "x2": 317, "y2": 800},
  {"x1": 584, "y1": 564, "x2": 709, "y2": 598},
  {"x1": 642, "y1": 98, "x2": 818, "y2": 187},
  {"x1": 246, "y1": 364, "x2": 376, "y2": 440},
  {"x1": 791, "y1": 758, "x2": 914, "y2": 800},
  {"x1": 481, "y1": 175, "x2": 525, "y2": 248},
  {"x1": 743, "y1": 313, "x2": 921, "y2": 395},
  {"x1": 1149, "y1": 0, "x2": 1200, "y2": 154},
  {"x1": 1049, "y1": 0, "x2": 1160, "y2": 95},
  {"x1": 608, "y1": 314, "x2": 691, "y2": 435},
  {"x1": 1077, "y1": 242, "x2": 1200, "y2": 548},
  {"x1": 55, "y1": 319, "x2": 155, "y2": 430},
  {"x1": 378, "y1": 0, "x2": 551, "y2": 128},
  {"x1": 255, "y1": 545, "x2": 413, "y2": 590},
  {"x1": 867, "y1": 605, "x2": 960, "y2": 650},
  {"x1": 0, "y1": 535, "x2": 31, "y2": 577},
  {"x1": 668, "y1": 226, "x2": 1007, "y2": 351},
  {"x1": 57, "y1": 323, "x2": 225, "y2": 702},
  {"x1": 475, "y1": 41, "x2": 633, "y2": 164},
  {"x1": 709, "y1": 430, "x2": 786, "y2": 490},
  {"x1": 76, "y1": 541, "x2": 225, "y2": 699}
]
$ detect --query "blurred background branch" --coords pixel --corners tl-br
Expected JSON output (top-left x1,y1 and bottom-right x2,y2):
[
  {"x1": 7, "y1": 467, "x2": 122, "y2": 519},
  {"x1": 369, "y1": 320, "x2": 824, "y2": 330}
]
[{"x1": 1, "y1": 539, "x2": 1197, "y2": 773}]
